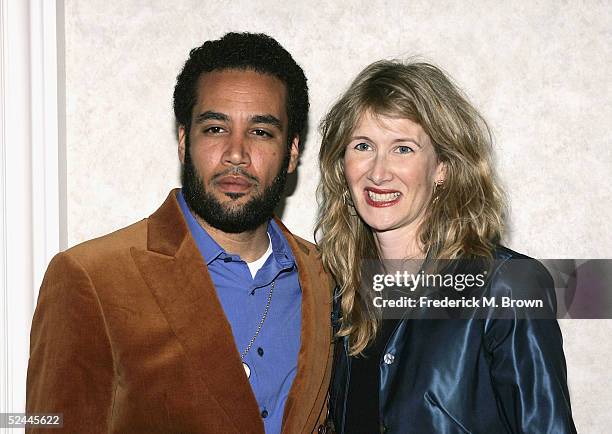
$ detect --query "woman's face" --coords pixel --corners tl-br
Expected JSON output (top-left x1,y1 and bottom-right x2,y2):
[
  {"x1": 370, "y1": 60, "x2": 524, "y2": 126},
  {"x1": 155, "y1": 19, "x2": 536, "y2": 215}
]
[{"x1": 343, "y1": 110, "x2": 445, "y2": 236}]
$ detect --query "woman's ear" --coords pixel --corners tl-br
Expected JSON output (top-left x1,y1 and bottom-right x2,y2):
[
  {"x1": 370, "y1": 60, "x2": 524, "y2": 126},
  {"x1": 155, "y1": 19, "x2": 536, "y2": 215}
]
[{"x1": 435, "y1": 161, "x2": 447, "y2": 184}]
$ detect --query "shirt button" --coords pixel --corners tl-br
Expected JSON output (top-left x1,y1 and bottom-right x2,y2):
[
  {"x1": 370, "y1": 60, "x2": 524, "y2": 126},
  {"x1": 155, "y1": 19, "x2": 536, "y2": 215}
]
[
  {"x1": 261, "y1": 409, "x2": 268, "y2": 418},
  {"x1": 257, "y1": 347, "x2": 264, "y2": 357},
  {"x1": 383, "y1": 353, "x2": 395, "y2": 364}
]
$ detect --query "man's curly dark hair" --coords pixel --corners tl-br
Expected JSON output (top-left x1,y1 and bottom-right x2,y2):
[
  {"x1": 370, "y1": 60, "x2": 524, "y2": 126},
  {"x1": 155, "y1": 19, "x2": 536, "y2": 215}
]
[{"x1": 173, "y1": 32, "x2": 309, "y2": 148}]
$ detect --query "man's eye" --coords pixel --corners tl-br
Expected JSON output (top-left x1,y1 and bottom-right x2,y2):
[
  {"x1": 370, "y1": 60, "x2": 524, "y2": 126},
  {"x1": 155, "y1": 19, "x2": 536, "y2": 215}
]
[
  {"x1": 203, "y1": 126, "x2": 225, "y2": 134},
  {"x1": 252, "y1": 129, "x2": 272, "y2": 137},
  {"x1": 354, "y1": 142, "x2": 371, "y2": 151},
  {"x1": 396, "y1": 145, "x2": 414, "y2": 154}
]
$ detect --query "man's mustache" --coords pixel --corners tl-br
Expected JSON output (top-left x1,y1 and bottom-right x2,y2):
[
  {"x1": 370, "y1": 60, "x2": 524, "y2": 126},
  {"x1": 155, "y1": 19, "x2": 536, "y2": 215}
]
[{"x1": 211, "y1": 167, "x2": 259, "y2": 185}]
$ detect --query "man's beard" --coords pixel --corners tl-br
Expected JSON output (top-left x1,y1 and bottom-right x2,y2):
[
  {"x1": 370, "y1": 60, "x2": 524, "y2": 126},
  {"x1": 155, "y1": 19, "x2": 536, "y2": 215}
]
[{"x1": 181, "y1": 142, "x2": 290, "y2": 234}]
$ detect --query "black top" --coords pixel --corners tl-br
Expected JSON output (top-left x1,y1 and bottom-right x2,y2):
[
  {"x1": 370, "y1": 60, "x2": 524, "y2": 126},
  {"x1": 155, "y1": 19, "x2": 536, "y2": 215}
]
[{"x1": 344, "y1": 319, "x2": 401, "y2": 433}]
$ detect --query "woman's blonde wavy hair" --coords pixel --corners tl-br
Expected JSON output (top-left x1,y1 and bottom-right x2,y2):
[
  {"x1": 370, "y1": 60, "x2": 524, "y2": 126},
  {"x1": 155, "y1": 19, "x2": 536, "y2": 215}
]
[{"x1": 316, "y1": 60, "x2": 506, "y2": 355}]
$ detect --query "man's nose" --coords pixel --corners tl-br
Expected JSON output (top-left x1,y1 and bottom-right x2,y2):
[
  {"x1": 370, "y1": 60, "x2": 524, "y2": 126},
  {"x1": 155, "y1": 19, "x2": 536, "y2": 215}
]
[
  {"x1": 223, "y1": 132, "x2": 251, "y2": 166},
  {"x1": 367, "y1": 154, "x2": 392, "y2": 185}
]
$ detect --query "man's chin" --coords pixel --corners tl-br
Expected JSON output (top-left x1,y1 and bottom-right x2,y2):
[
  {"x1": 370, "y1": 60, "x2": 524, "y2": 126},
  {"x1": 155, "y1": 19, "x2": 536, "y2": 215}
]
[
  {"x1": 213, "y1": 197, "x2": 259, "y2": 217},
  {"x1": 223, "y1": 192, "x2": 247, "y2": 200}
]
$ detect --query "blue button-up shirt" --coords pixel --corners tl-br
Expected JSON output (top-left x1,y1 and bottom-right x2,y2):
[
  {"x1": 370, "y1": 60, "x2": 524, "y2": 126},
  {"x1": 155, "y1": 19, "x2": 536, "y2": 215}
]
[{"x1": 177, "y1": 190, "x2": 302, "y2": 433}]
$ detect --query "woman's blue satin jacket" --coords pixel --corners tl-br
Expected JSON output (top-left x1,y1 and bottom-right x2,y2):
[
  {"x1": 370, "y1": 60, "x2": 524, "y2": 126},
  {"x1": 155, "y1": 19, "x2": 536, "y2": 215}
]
[{"x1": 330, "y1": 247, "x2": 577, "y2": 434}]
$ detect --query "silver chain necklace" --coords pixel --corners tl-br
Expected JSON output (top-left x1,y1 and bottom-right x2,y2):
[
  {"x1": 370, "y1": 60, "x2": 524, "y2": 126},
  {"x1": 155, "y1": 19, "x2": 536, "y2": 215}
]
[{"x1": 240, "y1": 279, "x2": 275, "y2": 379}]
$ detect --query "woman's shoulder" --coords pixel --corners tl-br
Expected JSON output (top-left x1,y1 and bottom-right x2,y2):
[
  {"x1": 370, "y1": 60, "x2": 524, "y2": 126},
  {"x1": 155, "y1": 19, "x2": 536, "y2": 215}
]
[
  {"x1": 486, "y1": 245, "x2": 556, "y2": 313},
  {"x1": 491, "y1": 245, "x2": 550, "y2": 275},
  {"x1": 492, "y1": 245, "x2": 533, "y2": 260}
]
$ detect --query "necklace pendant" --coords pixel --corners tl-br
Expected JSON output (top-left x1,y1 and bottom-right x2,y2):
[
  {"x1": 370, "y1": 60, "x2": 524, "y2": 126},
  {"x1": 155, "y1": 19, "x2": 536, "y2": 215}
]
[{"x1": 242, "y1": 362, "x2": 251, "y2": 379}]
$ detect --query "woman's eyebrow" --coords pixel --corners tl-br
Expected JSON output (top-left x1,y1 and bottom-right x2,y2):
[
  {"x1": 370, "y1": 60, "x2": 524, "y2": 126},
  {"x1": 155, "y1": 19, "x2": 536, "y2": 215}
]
[
  {"x1": 394, "y1": 138, "x2": 422, "y2": 148},
  {"x1": 350, "y1": 135, "x2": 422, "y2": 147}
]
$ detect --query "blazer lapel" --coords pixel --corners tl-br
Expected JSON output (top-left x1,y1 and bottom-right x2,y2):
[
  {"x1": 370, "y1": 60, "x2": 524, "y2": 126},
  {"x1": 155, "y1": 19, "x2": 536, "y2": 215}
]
[
  {"x1": 275, "y1": 219, "x2": 334, "y2": 434},
  {"x1": 131, "y1": 191, "x2": 264, "y2": 434}
]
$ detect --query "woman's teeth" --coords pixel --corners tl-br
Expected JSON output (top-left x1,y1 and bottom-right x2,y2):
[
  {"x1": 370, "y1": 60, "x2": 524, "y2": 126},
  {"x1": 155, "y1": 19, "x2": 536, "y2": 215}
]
[{"x1": 367, "y1": 191, "x2": 401, "y2": 202}]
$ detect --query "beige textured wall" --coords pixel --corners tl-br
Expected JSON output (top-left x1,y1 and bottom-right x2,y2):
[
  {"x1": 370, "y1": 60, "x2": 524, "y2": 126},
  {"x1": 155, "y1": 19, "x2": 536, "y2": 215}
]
[{"x1": 65, "y1": 0, "x2": 611, "y2": 430}]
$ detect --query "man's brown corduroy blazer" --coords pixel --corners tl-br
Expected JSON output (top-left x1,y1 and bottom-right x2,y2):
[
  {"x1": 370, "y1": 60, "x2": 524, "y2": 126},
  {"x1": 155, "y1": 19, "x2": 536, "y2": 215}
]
[{"x1": 26, "y1": 190, "x2": 334, "y2": 433}]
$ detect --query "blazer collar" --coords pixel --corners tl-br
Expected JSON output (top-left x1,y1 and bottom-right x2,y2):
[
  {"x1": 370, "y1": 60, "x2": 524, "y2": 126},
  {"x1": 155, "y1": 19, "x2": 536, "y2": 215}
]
[
  {"x1": 274, "y1": 217, "x2": 333, "y2": 434},
  {"x1": 145, "y1": 189, "x2": 190, "y2": 257}
]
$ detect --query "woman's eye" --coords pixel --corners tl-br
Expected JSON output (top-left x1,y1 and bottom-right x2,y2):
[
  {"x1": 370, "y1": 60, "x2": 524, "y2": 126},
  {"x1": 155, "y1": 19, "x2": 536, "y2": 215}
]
[
  {"x1": 354, "y1": 142, "x2": 371, "y2": 151},
  {"x1": 396, "y1": 145, "x2": 414, "y2": 154}
]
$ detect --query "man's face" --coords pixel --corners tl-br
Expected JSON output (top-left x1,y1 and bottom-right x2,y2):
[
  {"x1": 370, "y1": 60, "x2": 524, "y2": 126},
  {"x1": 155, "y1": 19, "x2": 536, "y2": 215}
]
[{"x1": 178, "y1": 69, "x2": 299, "y2": 233}]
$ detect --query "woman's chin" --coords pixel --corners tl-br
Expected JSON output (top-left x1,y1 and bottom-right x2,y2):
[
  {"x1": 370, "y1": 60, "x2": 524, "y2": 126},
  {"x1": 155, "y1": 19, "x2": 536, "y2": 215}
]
[{"x1": 366, "y1": 221, "x2": 398, "y2": 233}]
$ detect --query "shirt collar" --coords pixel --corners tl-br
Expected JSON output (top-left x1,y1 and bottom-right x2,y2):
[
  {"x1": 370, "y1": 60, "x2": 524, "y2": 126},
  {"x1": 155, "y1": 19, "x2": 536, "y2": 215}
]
[
  {"x1": 177, "y1": 190, "x2": 224, "y2": 264},
  {"x1": 177, "y1": 189, "x2": 296, "y2": 269},
  {"x1": 268, "y1": 218, "x2": 296, "y2": 269}
]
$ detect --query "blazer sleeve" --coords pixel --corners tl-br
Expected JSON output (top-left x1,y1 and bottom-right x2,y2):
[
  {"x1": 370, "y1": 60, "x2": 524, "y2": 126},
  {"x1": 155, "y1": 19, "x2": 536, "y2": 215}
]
[
  {"x1": 483, "y1": 258, "x2": 577, "y2": 434},
  {"x1": 26, "y1": 252, "x2": 115, "y2": 433}
]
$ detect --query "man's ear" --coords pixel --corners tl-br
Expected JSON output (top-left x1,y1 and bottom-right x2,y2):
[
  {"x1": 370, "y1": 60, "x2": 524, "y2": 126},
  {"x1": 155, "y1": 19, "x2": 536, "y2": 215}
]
[
  {"x1": 287, "y1": 135, "x2": 300, "y2": 174},
  {"x1": 178, "y1": 125, "x2": 187, "y2": 164}
]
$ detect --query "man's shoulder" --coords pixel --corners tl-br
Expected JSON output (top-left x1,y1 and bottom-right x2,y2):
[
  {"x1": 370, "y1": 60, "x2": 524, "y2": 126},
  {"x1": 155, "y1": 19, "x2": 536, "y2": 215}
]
[
  {"x1": 273, "y1": 219, "x2": 321, "y2": 261},
  {"x1": 38, "y1": 217, "x2": 153, "y2": 293},
  {"x1": 285, "y1": 231, "x2": 318, "y2": 256},
  {"x1": 278, "y1": 223, "x2": 335, "y2": 281},
  {"x1": 61, "y1": 218, "x2": 149, "y2": 268},
  {"x1": 60, "y1": 190, "x2": 183, "y2": 267}
]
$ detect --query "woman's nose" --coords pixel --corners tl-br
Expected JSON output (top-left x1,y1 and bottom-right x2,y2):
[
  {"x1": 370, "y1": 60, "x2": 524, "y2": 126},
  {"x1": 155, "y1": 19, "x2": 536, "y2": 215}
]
[{"x1": 366, "y1": 154, "x2": 392, "y2": 185}]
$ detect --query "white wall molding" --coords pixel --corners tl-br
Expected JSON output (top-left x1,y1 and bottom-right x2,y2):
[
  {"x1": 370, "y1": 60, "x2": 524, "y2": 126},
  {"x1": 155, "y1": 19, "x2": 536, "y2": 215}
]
[
  {"x1": 0, "y1": 0, "x2": 64, "y2": 421},
  {"x1": 29, "y1": 0, "x2": 62, "y2": 301}
]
